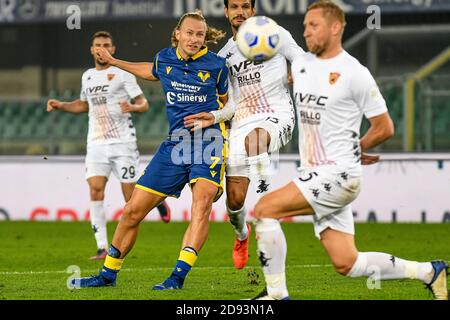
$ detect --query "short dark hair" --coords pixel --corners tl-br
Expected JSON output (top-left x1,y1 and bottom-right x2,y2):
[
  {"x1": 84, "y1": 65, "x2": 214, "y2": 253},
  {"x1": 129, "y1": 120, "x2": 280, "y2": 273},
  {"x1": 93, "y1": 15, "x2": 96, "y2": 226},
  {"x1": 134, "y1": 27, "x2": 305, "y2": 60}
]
[
  {"x1": 224, "y1": 0, "x2": 255, "y2": 8},
  {"x1": 92, "y1": 31, "x2": 114, "y2": 44}
]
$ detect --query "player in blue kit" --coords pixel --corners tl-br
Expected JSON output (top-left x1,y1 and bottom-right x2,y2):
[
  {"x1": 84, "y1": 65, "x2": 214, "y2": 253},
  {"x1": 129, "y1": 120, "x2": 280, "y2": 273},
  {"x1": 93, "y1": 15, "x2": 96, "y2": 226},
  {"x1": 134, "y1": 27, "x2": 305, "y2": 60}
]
[{"x1": 70, "y1": 11, "x2": 229, "y2": 290}]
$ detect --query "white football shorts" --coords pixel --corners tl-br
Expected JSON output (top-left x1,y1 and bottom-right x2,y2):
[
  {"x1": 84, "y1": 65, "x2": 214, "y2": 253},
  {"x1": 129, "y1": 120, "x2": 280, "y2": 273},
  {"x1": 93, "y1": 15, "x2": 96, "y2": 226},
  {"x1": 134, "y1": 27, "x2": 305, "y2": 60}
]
[
  {"x1": 227, "y1": 114, "x2": 294, "y2": 177},
  {"x1": 293, "y1": 165, "x2": 361, "y2": 239},
  {"x1": 85, "y1": 142, "x2": 140, "y2": 183}
]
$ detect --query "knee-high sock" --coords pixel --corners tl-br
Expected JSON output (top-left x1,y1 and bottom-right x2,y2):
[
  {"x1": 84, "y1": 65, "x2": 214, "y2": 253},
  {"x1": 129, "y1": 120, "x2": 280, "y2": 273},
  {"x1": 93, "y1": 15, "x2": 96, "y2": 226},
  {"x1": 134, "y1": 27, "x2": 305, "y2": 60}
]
[
  {"x1": 248, "y1": 152, "x2": 273, "y2": 200},
  {"x1": 90, "y1": 201, "x2": 108, "y2": 250},
  {"x1": 255, "y1": 218, "x2": 289, "y2": 299},
  {"x1": 226, "y1": 204, "x2": 248, "y2": 241},
  {"x1": 348, "y1": 252, "x2": 434, "y2": 283}
]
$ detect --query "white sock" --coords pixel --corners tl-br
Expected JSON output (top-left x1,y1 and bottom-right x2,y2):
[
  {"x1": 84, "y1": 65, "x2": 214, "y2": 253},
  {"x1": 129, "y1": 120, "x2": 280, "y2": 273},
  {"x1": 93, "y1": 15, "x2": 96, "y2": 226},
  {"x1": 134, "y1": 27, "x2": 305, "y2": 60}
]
[
  {"x1": 248, "y1": 153, "x2": 273, "y2": 204},
  {"x1": 255, "y1": 218, "x2": 289, "y2": 299},
  {"x1": 247, "y1": 152, "x2": 271, "y2": 177},
  {"x1": 89, "y1": 201, "x2": 108, "y2": 250},
  {"x1": 226, "y1": 204, "x2": 248, "y2": 241},
  {"x1": 348, "y1": 252, "x2": 434, "y2": 283}
]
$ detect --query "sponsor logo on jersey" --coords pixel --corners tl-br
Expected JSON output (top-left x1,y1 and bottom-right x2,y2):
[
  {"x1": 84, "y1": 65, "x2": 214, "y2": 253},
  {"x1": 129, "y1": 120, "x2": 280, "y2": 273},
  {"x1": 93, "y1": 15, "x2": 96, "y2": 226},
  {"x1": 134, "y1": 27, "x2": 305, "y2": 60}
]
[
  {"x1": 197, "y1": 71, "x2": 210, "y2": 82},
  {"x1": 228, "y1": 59, "x2": 262, "y2": 76},
  {"x1": 166, "y1": 92, "x2": 208, "y2": 105},
  {"x1": 107, "y1": 74, "x2": 115, "y2": 81},
  {"x1": 329, "y1": 72, "x2": 341, "y2": 85},
  {"x1": 170, "y1": 81, "x2": 201, "y2": 93},
  {"x1": 294, "y1": 92, "x2": 328, "y2": 107},
  {"x1": 87, "y1": 85, "x2": 109, "y2": 94},
  {"x1": 166, "y1": 66, "x2": 172, "y2": 75}
]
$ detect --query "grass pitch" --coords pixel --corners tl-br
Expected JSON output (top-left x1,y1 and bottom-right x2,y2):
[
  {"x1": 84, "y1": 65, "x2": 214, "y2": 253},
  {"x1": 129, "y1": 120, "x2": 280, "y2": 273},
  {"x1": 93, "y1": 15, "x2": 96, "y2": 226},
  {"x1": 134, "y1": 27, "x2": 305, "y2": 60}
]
[{"x1": 0, "y1": 221, "x2": 448, "y2": 300}]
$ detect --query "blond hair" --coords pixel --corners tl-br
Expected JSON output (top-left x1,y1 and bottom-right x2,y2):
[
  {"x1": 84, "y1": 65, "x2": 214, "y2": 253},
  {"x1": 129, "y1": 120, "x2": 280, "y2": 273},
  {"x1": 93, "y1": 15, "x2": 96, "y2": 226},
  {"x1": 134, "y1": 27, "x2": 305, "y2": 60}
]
[
  {"x1": 171, "y1": 10, "x2": 226, "y2": 47},
  {"x1": 307, "y1": 0, "x2": 346, "y2": 28}
]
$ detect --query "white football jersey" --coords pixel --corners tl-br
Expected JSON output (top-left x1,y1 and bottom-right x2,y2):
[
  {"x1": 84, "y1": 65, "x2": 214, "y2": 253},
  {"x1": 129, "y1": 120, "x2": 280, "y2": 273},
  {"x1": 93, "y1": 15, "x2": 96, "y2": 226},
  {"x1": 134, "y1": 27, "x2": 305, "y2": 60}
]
[
  {"x1": 292, "y1": 51, "x2": 388, "y2": 171},
  {"x1": 80, "y1": 66, "x2": 143, "y2": 145},
  {"x1": 218, "y1": 26, "x2": 304, "y2": 128}
]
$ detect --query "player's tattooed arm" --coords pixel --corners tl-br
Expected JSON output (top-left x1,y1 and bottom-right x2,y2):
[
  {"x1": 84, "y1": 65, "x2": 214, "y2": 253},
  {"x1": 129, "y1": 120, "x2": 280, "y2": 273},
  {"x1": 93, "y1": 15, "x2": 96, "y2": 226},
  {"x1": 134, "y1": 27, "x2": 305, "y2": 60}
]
[
  {"x1": 46, "y1": 99, "x2": 89, "y2": 113},
  {"x1": 94, "y1": 47, "x2": 158, "y2": 81},
  {"x1": 121, "y1": 95, "x2": 149, "y2": 113}
]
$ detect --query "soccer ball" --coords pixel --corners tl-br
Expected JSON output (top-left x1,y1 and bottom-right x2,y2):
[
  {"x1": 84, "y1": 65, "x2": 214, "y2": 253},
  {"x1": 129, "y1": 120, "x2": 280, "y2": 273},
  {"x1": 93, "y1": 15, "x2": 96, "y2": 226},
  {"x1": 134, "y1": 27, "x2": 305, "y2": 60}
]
[{"x1": 236, "y1": 16, "x2": 282, "y2": 62}]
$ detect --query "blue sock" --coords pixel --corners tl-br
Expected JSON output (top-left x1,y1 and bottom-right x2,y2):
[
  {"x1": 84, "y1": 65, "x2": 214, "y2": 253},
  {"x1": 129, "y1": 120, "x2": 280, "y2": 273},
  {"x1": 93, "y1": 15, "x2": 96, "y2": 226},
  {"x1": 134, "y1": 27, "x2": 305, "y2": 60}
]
[{"x1": 170, "y1": 247, "x2": 198, "y2": 281}]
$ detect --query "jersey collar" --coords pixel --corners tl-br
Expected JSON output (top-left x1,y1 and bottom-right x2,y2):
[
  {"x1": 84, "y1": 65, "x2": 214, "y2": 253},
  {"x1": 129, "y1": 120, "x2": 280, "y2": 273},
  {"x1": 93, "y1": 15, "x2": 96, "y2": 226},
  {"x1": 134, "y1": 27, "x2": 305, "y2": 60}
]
[{"x1": 176, "y1": 46, "x2": 208, "y2": 61}]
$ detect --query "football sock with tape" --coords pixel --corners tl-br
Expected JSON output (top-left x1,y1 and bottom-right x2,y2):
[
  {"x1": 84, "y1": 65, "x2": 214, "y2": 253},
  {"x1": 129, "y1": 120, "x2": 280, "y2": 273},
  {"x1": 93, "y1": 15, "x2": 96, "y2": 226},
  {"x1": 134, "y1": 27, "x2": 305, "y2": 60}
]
[
  {"x1": 347, "y1": 252, "x2": 433, "y2": 283},
  {"x1": 170, "y1": 247, "x2": 198, "y2": 282},
  {"x1": 101, "y1": 245, "x2": 123, "y2": 281},
  {"x1": 255, "y1": 218, "x2": 289, "y2": 299},
  {"x1": 226, "y1": 204, "x2": 248, "y2": 241}
]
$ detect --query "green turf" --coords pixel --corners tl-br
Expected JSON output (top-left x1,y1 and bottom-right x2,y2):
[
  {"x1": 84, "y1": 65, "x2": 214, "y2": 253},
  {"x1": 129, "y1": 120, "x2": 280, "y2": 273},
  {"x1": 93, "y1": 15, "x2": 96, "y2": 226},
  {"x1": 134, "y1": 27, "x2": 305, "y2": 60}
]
[{"x1": 0, "y1": 222, "x2": 448, "y2": 300}]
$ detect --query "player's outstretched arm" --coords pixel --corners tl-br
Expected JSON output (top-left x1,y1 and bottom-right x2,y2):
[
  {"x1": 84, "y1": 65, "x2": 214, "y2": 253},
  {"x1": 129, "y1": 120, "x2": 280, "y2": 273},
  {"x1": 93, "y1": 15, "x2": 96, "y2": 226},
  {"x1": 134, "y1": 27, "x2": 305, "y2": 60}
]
[
  {"x1": 46, "y1": 99, "x2": 88, "y2": 113},
  {"x1": 94, "y1": 47, "x2": 157, "y2": 81},
  {"x1": 120, "y1": 95, "x2": 149, "y2": 113}
]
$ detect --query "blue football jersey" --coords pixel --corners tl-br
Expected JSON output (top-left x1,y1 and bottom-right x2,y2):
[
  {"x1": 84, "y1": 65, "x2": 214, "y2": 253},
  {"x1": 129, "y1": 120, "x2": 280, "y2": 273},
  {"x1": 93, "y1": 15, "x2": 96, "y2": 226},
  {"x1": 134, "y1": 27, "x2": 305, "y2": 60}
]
[{"x1": 152, "y1": 47, "x2": 228, "y2": 134}]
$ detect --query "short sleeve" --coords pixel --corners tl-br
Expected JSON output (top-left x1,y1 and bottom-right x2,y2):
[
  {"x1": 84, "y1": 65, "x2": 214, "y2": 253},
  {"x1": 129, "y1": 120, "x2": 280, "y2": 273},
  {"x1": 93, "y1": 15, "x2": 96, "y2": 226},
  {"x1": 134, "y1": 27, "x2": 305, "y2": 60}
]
[
  {"x1": 278, "y1": 26, "x2": 305, "y2": 64},
  {"x1": 80, "y1": 74, "x2": 87, "y2": 101},
  {"x1": 152, "y1": 54, "x2": 160, "y2": 79},
  {"x1": 122, "y1": 72, "x2": 143, "y2": 99},
  {"x1": 217, "y1": 61, "x2": 229, "y2": 97},
  {"x1": 352, "y1": 66, "x2": 387, "y2": 118}
]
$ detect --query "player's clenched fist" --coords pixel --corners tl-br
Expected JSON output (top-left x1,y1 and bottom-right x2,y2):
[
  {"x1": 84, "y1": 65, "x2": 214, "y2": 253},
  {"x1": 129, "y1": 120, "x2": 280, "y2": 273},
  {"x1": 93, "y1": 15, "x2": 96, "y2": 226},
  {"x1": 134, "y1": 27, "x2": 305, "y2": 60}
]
[
  {"x1": 120, "y1": 101, "x2": 134, "y2": 113},
  {"x1": 46, "y1": 99, "x2": 62, "y2": 112}
]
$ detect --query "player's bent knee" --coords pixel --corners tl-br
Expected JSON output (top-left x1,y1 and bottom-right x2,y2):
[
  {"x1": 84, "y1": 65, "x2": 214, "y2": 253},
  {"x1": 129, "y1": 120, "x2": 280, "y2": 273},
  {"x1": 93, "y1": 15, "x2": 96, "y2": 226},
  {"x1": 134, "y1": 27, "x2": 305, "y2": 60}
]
[
  {"x1": 227, "y1": 192, "x2": 246, "y2": 211},
  {"x1": 89, "y1": 187, "x2": 104, "y2": 201},
  {"x1": 254, "y1": 197, "x2": 272, "y2": 219},
  {"x1": 332, "y1": 256, "x2": 357, "y2": 276},
  {"x1": 334, "y1": 264, "x2": 353, "y2": 276},
  {"x1": 122, "y1": 203, "x2": 145, "y2": 226}
]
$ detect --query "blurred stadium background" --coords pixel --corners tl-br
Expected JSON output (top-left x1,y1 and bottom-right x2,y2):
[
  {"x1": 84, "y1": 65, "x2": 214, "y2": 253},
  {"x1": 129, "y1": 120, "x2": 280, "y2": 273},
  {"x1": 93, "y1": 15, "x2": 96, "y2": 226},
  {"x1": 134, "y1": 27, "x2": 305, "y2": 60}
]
[{"x1": 1, "y1": 0, "x2": 450, "y2": 301}]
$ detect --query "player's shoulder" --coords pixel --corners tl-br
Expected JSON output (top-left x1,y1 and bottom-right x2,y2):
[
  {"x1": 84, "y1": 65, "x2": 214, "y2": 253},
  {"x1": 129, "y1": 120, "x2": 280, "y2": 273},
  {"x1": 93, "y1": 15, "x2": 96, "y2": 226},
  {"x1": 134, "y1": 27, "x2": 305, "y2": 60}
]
[
  {"x1": 292, "y1": 52, "x2": 315, "y2": 68},
  {"x1": 218, "y1": 37, "x2": 235, "y2": 57},
  {"x1": 205, "y1": 49, "x2": 227, "y2": 67},
  {"x1": 81, "y1": 68, "x2": 96, "y2": 80},
  {"x1": 341, "y1": 51, "x2": 373, "y2": 77},
  {"x1": 155, "y1": 47, "x2": 176, "y2": 61},
  {"x1": 277, "y1": 24, "x2": 293, "y2": 37},
  {"x1": 109, "y1": 66, "x2": 137, "y2": 80}
]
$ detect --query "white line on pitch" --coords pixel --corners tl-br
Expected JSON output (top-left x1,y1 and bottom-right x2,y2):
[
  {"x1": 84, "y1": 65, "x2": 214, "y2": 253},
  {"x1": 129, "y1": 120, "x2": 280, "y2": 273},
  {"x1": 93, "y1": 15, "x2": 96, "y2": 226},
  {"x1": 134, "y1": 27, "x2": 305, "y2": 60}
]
[{"x1": 0, "y1": 264, "x2": 332, "y2": 276}]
